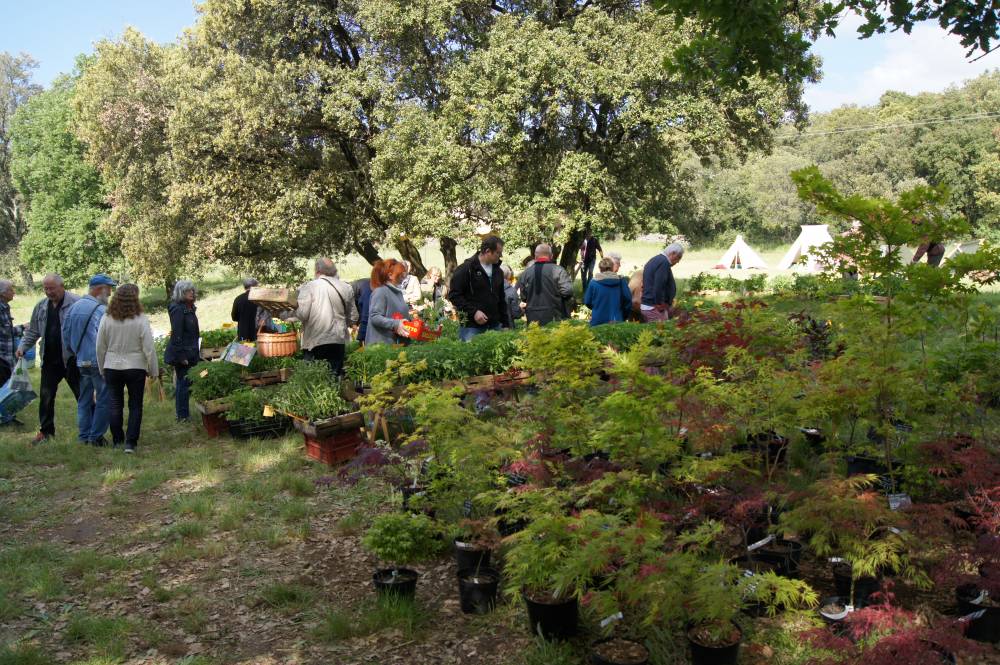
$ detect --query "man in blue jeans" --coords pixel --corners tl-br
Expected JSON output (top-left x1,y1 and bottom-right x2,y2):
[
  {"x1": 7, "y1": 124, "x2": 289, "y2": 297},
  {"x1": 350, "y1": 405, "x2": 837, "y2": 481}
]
[{"x1": 63, "y1": 274, "x2": 116, "y2": 446}]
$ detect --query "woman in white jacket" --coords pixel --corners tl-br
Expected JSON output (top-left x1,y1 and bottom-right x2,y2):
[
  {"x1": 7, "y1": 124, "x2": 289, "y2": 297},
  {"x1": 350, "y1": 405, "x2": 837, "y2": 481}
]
[{"x1": 96, "y1": 284, "x2": 157, "y2": 453}]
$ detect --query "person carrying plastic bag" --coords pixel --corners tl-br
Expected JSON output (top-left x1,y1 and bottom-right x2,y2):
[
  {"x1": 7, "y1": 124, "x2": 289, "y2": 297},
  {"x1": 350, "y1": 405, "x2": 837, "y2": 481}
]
[
  {"x1": 0, "y1": 358, "x2": 37, "y2": 425},
  {"x1": 0, "y1": 279, "x2": 27, "y2": 427}
]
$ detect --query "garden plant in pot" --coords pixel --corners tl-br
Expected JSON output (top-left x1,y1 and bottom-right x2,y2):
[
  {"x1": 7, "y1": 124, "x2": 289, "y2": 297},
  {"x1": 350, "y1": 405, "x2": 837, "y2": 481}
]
[
  {"x1": 779, "y1": 474, "x2": 929, "y2": 619},
  {"x1": 610, "y1": 520, "x2": 816, "y2": 665},
  {"x1": 502, "y1": 510, "x2": 600, "y2": 640},
  {"x1": 223, "y1": 386, "x2": 289, "y2": 440},
  {"x1": 361, "y1": 512, "x2": 441, "y2": 599}
]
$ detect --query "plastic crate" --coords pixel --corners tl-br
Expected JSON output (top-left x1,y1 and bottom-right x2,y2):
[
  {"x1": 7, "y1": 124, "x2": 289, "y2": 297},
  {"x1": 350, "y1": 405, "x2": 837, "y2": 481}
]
[
  {"x1": 304, "y1": 429, "x2": 364, "y2": 466},
  {"x1": 228, "y1": 417, "x2": 291, "y2": 440}
]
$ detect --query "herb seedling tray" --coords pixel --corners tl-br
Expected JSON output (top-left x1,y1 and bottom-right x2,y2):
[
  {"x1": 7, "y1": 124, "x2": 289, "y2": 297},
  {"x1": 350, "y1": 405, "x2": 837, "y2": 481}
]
[
  {"x1": 241, "y1": 367, "x2": 292, "y2": 387},
  {"x1": 195, "y1": 397, "x2": 232, "y2": 416},
  {"x1": 285, "y1": 410, "x2": 365, "y2": 438}
]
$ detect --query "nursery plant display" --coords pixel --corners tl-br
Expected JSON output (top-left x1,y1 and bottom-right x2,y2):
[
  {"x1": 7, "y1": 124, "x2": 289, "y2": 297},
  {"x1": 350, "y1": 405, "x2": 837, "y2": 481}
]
[
  {"x1": 362, "y1": 512, "x2": 441, "y2": 598},
  {"x1": 270, "y1": 361, "x2": 353, "y2": 422}
]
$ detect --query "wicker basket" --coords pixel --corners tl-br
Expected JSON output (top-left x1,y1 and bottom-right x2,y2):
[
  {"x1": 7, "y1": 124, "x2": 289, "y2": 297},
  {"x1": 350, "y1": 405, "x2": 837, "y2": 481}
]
[{"x1": 257, "y1": 331, "x2": 299, "y2": 357}]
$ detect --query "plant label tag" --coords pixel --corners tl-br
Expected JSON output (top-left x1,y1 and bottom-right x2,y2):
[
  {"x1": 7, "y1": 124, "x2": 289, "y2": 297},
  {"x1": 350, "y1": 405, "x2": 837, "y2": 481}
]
[
  {"x1": 262, "y1": 405, "x2": 274, "y2": 418},
  {"x1": 199, "y1": 369, "x2": 209, "y2": 378},
  {"x1": 747, "y1": 534, "x2": 775, "y2": 551},
  {"x1": 963, "y1": 609, "x2": 987, "y2": 621},
  {"x1": 462, "y1": 499, "x2": 473, "y2": 517},
  {"x1": 599, "y1": 612, "x2": 623, "y2": 628},
  {"x1": 845, "y1": 605, "x2": 855, "y2": 613},
  {"x1": 887, "y1": 493, "x2": 912, "y2": 511},
  {"x1": 455, "y1": 541, "x2": 470, "y2": 549},
  {"x1": 972, "y1": 589, "x2": 989, "y2": 605}
]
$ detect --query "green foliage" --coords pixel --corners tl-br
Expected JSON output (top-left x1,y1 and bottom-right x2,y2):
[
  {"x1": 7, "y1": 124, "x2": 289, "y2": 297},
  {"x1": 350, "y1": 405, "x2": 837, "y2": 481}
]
[
  {"x1": 258, "y1": 583, "x2": 316, "y2": 614},
  {"x1": 200, "y1": 328, "x2": 237, "y2": 348},
  {"x1": 361, "y1": 513, "x2": 440, "y2": 566},
  {"x1": 270, "y1": 361, "x2": 351, "y2": 421},
  {"x1": 346, "y1": 330, "x2": 520, "y2": 385},
  {"x1": 225, "y1": 388, "x2": 276, "y2": 423},
  {"x1": 9, "y1": 66, "x2": 119, "y2": 285},
  {"x1": 686, "y1": 272, "x2": 768, "y2": 295},
  {"x1": 519, "y1": 321, "x2": 602, "y2": 395},
  {"x1": 188, "y1": 362, "x2": 243, "y2": 402}
]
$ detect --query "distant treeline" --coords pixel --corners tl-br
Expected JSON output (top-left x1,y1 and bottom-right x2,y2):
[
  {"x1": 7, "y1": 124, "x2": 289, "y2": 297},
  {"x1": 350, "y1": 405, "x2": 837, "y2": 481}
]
[{"x1": 686, "y1": 72, "x2": 1000, "y2": 245}]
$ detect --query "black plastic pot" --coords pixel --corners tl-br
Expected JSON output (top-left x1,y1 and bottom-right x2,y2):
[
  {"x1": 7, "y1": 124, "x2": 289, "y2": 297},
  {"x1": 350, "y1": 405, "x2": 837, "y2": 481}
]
[
  {"x1": 801, "y1": 427, "x2": 825, "y2": 450},
  {"x1": 523, "y1": 591, "x2": 578, "y2": 640},
  {"x1": 745, "y1": 431, "x2": 788, "y2": 467},
  {"x1": 956, "y1": 584, "x2": 1000, "y2": 643},
  {"x1": 757, "y1": 539, "x2": 804, "y2": 578},
  {"x1": 373, "y1": 568, "x2": 418, "y2": 598},
  {"x1": 498, "y1": 517, "x2": 529, "y2": 537},
  {"x1": 687, "y1": 622, "x2": 741, "y2": 665},
  {"x1": 845, "y1": 455, "x2": 887, "y2": 477},
  {"x1": 583, "y1": 450, "x2": 611, "y2": 462},
  {"x1": 832, "y1": 562, "x2": 880, "y2": 607},
  {"x1": 400, "y1": 485, "x2": 428, "y2": 509},
  {"x1": 454, "y1": 539, "x2": 491, "y2": 571},
  {"x1": 457, "y1": 567, "x2": 500, "y2": 614},
  {"x1": 591, "y1": 637, "x2": 650, "y2": 665}
]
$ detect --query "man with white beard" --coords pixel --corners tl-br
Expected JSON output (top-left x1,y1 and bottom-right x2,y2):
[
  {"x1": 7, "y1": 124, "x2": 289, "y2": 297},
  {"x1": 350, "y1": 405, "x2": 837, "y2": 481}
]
[{"x1": 63, "y1": 274, "x2": 117, "y2": 446}]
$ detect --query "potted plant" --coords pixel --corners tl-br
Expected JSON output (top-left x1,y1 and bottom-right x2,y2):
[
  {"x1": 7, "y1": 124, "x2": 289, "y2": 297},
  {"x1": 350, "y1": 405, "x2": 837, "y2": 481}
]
[{"x1": 361, "y1": 512, "x2": 441, "y2": 598}]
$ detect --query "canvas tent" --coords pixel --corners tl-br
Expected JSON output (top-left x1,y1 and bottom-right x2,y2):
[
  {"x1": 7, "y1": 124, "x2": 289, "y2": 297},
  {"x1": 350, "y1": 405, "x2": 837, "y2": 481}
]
[
  {"x1": 777, "y1": 225, "x2": 834, "y2": 271},
  {"x1": 715, "y1": 235, "x2": 768, "y2": 269},
  {"x1": 944, "y1": 239, "x2": 982, "y2": 261}
]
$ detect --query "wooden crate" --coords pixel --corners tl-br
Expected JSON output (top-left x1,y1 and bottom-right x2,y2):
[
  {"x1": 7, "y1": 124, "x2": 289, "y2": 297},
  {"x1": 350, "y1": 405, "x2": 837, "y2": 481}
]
[
  {"x1": 289, "y1": 411, "x2": 365, "y2": 438},
  {"x1": 200, "y1": 346, "x2": 226, "y2": 361},
  {"x1": 249, "y1": 287, "x2": 297, "y2": 315},
  {"x1": 195, "y1": 398, "x2": 231, "y2": 416},
  {"x1": 241, "y1": 367, "x2": 292, "y2": 387}
]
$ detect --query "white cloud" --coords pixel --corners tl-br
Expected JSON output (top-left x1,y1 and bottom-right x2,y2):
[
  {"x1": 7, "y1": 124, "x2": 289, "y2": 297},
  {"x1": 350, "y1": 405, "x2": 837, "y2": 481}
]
[{"x1": 805, "y1": 23, "x2": 999, "y2": 112}]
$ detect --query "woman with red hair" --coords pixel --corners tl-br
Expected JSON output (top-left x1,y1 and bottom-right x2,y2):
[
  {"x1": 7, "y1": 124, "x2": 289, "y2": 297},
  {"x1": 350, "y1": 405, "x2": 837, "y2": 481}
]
[{"x1": 366, "y1": 259, "x2": 411, "y2": 345}]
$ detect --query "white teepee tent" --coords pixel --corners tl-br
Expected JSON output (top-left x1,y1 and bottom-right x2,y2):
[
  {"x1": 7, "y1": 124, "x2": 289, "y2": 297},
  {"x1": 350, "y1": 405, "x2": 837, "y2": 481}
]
[
  {"x1": 777, "y1": 225, "x2": 834, "y2": 271},
  {"x1": 944, "y1": 239, "x2": 982, "y2": 261},
  {"x1": 715, "y1": 235, "x2": 768, "y2": 269}
]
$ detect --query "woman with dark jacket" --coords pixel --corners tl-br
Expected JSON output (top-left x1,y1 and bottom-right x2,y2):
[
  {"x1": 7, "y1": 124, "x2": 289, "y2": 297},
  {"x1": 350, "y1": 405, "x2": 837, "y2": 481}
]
[
  {"x1": 366, "y1": 260, "x2": 411, "y2": 346},
  {"x1": 164, "y1": 280, "x2": 200, "y2": 421}
]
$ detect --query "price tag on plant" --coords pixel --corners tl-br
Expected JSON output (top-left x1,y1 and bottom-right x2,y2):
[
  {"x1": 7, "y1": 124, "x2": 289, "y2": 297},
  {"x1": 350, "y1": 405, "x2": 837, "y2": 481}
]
[
  {"x1": 599, "y1": 611, "x2": 623, "y2": 628},
  {"x1": 747, "y1": 534, "x2": 775, "y2": 552}
]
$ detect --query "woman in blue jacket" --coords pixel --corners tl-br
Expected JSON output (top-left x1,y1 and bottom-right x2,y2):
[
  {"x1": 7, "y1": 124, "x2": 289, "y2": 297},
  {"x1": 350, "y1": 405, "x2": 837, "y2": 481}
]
[{"x1": 583, "y1": 258, "x2": 632, "y2": 326}]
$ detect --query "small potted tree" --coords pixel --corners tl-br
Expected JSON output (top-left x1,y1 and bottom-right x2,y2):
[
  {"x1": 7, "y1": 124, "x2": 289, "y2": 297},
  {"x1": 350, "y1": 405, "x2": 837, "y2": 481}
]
[{"x1": 362, "y1": 512, "x2": 440, "y2": 598}]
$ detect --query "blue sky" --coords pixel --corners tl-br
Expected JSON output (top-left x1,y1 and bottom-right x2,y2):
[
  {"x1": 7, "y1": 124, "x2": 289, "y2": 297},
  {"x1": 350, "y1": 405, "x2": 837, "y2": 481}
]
[{"x1": 2, "y1": 1, "x2": 997, "y2": 113}]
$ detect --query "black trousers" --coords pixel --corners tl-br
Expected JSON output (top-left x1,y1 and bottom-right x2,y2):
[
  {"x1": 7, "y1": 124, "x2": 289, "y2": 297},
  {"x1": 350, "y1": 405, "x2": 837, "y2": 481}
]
[
  {"x1": 105, "y1": 368, "x2": 147, "y2": 446},
  {"x1": 0, "y1": 360, "x2": 10, "y2": 388},
  {"x1": 304, "y1": 343, "x2": 346, "y2": 377},
  {"x1": 39, "y1": 357, "x2": 81, "y2": 436}
]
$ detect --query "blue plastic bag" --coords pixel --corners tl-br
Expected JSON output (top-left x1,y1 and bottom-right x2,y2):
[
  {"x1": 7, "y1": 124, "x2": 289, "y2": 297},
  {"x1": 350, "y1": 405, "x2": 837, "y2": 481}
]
[{"x1": 0, "y1": 359, "x2": 37, "y2": 423}]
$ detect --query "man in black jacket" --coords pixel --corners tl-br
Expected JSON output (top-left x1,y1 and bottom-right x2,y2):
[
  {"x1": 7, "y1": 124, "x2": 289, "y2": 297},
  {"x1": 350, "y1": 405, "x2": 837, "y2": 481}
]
[
  {"x1": 231, "y1": 278, "x2": 262, "y2": 341},
  {"x1": 448, "y1": 236, "x2": 508, "y2": 342}
]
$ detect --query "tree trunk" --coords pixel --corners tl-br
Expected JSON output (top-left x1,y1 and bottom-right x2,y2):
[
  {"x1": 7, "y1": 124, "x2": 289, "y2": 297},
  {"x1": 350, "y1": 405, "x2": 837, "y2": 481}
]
[
  {"x1": 439, "y1": 236, "x2": 458, "y2": 281},
  {"x1": 354, "y1": 240, "x2": 382, "y2": 265},
  {"x1": 164, "y1": 277, "x2": 175, "y2": 302},
  {"x1": 18, "y1": 263, "x2": 34, "y2": 289},
  {"x1": 559, "y1": 228, "x2": 584, "y2": 280},
  {"x1": 394, "y1": 237, "x2": 427, "y2": 279}
]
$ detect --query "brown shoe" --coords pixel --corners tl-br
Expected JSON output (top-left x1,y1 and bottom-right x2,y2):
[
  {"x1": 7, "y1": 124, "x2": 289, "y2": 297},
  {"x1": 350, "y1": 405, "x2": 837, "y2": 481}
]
[{"x1": 31, "y1": 432, "x2": 51, "y2": 445}]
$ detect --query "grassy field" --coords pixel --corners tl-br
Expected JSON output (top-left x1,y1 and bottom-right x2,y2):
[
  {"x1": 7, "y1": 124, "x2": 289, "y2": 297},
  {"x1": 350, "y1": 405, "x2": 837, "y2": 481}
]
[
  {"x1": 7, "y1": 241, "x2": 795, "y2": 334},
  {"x1": 0, "y1": 365, "x2": 542, "y2": 664}
]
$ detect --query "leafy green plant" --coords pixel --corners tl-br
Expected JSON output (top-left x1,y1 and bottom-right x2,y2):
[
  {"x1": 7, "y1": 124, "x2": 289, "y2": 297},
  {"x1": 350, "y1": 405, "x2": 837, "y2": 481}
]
[
  {"x1": 226, "y1": 388, "x2": 277, "y2": 423},
  {"x1": 188, "y1": 361, "x2": 243, "y2": 402},
  {"x1": 270, "y1": 361, "x2": 351, "y2": 421},
  {"x1": 200, "y1": 328, "x2": 237, "y2": 348},
  {"x1": 361, "y1": 513, "x2": 440, "y2": 567}
]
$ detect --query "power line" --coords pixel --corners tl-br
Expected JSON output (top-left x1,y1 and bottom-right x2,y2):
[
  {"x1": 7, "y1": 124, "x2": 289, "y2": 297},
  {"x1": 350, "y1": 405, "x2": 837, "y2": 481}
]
[{"x1": 783, "y1": 111, "x2": 1000, "y2": 139}]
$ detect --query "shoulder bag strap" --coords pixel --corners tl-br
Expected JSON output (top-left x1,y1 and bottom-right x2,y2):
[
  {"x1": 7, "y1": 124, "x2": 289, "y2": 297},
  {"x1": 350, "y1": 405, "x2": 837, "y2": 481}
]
[
  {"x1": 73, "y1": 303, "x2": 101, "y2": 356},
  {"x1": 320, "y1": 277, "x2": 350, "y2": 321}
]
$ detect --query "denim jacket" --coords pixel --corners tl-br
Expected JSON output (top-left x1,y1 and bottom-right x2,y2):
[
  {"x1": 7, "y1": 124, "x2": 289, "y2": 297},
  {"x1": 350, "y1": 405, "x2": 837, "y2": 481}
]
[{"x1": 62, "y1": 295, "x2": 106, "y2": 368}]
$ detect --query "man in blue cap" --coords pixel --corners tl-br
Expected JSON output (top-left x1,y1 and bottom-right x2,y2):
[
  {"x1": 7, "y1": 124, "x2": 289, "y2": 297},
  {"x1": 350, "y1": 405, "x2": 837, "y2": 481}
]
[{"x1": 63, "y1": 274, "x2": 117, "y2": 446}]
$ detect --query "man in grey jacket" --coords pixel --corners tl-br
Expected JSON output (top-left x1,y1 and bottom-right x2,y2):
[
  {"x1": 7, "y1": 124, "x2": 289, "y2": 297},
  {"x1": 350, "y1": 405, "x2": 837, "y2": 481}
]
[
  {"x1": 16, "y1": 274, "x2": 81, "y2": 443},
  {"x1": 518, "y1": 244, "x2": 574, "y2": 326},
  {"x1": 291, "y1": 258, "x2": 358, "y2": 377}
]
